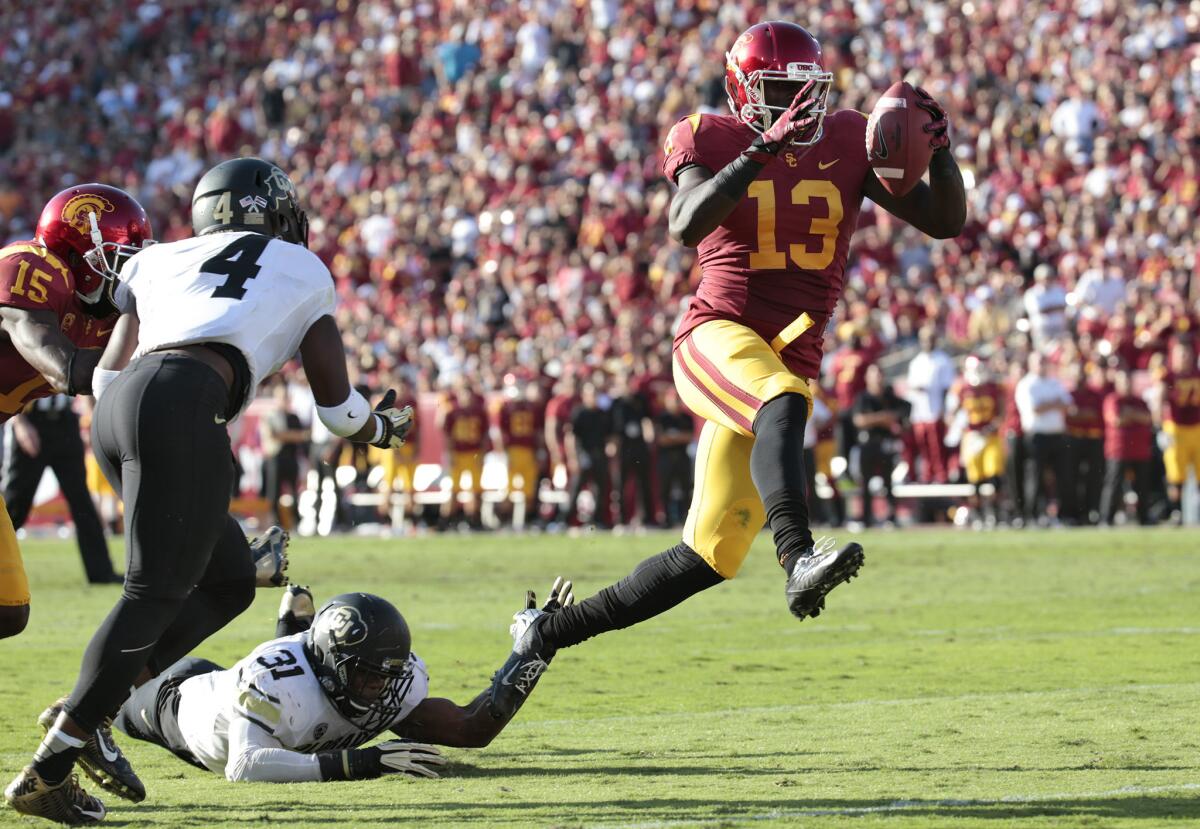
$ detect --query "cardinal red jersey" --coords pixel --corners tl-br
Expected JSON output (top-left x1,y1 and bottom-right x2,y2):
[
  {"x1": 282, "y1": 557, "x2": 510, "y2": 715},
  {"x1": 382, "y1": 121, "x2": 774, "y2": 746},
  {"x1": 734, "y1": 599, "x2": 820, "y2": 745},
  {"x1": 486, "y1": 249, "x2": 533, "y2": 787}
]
[
  {"x1": 1103, "y1": 393, "x2": 1152, "y2": 461},
  {"x1": 499, "y1": 399, "x2": 541, "y2": 450},
  {"x1": 663, "y1": 110, "x2": 872, "y2": 378},
  {"x1": 960, "y1": 381, "x2": 1002, "y2": 431},
  {"x1": 1067, "y1": 384, "x2": 1105, "y2": 439},
  {"x1": 1162, "y1": 370, "x2": 1200, "y2": 426},
  {"x1": 0, "y1": 241, "x2": 114, "y2": 421},
  {"x1": 443, "y1": 399, "x2": 487, "y2": 453}
]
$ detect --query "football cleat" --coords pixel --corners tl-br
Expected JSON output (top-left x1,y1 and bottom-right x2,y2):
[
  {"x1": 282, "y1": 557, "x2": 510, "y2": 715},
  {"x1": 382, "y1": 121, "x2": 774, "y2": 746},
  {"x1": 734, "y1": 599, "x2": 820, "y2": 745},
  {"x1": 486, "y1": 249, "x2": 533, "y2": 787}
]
[
  {"x1": 250, "y1": 526, "x2": 289, "y2": 588},
  {"x1": 38, "y1": 700, "x2": 144, "y2": 804},
  {"x1": 5, "y1": 766, "x2": 106, "y2": 825},
  {"x1": 276, "y1": 585, "x2": 316, "y2": 636},
  {"x1": 784, "y1": 538, "x2": 864, "y2": 620}
]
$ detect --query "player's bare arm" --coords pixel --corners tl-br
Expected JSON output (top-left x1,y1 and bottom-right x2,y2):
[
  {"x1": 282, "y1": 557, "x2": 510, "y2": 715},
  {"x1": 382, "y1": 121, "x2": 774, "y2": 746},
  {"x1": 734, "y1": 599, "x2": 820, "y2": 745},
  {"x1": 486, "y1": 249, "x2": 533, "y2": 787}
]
[
  {"x1": 299, "y1": 314, "x2": 412, "y2": 448},
  {"x1": 0, "y1": 306, "x2": 99, "y2": 395}
]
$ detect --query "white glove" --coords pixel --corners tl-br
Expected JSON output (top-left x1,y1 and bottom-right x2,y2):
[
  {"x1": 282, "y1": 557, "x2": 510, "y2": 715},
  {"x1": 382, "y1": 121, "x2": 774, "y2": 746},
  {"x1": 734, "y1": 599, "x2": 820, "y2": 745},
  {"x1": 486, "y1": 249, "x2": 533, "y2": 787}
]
[
  {"x1": 1157, "y1": 431, "x2": 1174, "y2": 451},
  {"x1": 370, "y1": 389, "x2": 415, "y2": 449},
  {"x1": 510, "y1": 577, "x2": 574, "y2": 643},
  {"x1": 372, "y1": 741, "x2": 445, "y2": 779}
]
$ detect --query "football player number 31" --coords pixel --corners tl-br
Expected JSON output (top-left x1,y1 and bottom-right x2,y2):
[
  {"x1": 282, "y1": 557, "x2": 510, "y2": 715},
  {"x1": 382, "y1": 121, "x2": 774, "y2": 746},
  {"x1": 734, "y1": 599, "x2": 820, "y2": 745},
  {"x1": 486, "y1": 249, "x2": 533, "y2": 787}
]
[{"x1": 748, "y1": 179, "x2": 843, "y2": 270}]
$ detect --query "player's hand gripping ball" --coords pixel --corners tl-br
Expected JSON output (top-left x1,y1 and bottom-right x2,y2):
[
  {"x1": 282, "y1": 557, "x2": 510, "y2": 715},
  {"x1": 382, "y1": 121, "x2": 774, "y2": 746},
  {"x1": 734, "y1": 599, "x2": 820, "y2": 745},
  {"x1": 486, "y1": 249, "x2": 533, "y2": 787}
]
[{"x1": 865, "y1": 81, "x2": 950, "y2": 196}]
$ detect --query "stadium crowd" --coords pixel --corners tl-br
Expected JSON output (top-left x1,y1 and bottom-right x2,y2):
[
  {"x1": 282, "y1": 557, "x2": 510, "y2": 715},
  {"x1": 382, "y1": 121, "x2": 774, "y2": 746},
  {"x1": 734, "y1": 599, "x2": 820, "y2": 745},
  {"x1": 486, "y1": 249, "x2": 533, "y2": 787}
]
[{"x1": 0, "y1": 0, "x2": 1197, "y2": 532}]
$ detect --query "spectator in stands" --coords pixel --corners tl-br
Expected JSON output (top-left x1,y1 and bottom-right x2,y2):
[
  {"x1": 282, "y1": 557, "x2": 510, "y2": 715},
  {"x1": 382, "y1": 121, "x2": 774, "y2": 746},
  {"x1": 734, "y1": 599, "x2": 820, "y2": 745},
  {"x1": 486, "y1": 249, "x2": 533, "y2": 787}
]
[
  {"x1": 562, "y1": 382, "x2": 612, "y2": 529},
  {"x1": 1101, "y1": 370, "x2": 1155, "y2": 525},
  {"x1": 811, "y1": 385, "x2": 845, "y2": 527},
  {"x1": 1015, "y1": 353, "x2": 1074, "y2": 525},
  {"x1": 852, "y1": 366, "x2": 908, "y2": 528},
  {"x1": 654, "y1": 388, "x2": 694, "y2": 528},
  {"x1": 496, "y1": 382, "x2": 544, "y2": 527},
  {"x1": 905, "y1": 326, "x2": 956, "y2": 482},
  {"x1": 803, "y1": 390, "x2": 843, "y2": 528},
  {"x1": 1064, "y1": 363, "x2": 1107, "y2": 525},
  {"x1": 258, "y1": 380, "x2": 309, "y2": 532},
  {"x1": 609, "y1": 372, "x2": 655, "y2": 527},
  {"x1": 438, "y1": 382, "x2": 488, "y2": 530}
]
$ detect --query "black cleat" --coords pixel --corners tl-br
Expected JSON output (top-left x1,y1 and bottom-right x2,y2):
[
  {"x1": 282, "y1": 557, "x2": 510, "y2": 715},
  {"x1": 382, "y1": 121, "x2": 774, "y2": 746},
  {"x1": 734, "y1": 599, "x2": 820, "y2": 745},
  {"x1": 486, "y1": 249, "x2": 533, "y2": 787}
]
[
  {"x1": 5, "y1": 766, "x2": 106, "y2": 825},
  {"x1": 785, "y1": 538, "x2": 864, "y2": 620},
  {"x1": 38, "y1": 700, "x2": 145, "y2": 804}
]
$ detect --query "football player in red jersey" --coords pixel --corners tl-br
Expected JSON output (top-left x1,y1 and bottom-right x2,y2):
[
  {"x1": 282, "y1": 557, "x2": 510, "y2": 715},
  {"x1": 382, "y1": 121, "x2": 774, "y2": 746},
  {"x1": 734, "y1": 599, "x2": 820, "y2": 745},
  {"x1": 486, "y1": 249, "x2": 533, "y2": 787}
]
[
  {"x1": 484, "y1": 22, "x2": 965, "y2": 720},
  {"x1": 0, "y1": 184, "x2": 152, "y2": 639},
  {"x1": 946, "y1": 356, "x2": 1006, "y2": 525},
  {"x1": 1155, "y1": 338, "x2": 1200, "y2": 521}
]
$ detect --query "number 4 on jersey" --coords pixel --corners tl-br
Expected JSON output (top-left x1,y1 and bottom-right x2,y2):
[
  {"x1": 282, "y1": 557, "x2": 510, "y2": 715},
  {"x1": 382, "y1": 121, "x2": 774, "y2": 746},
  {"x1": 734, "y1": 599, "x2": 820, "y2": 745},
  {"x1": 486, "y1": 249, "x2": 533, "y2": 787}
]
[{"x1": 202, "y1": 235, "x2": 270, "y2": 299}]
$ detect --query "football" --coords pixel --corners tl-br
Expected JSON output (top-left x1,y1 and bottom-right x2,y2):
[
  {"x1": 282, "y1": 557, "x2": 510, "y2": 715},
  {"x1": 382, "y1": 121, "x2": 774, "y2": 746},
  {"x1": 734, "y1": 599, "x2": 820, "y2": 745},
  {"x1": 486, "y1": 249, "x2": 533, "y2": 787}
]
[{"x1": 865, "y1": 81, "x2": 934, "y2": 197}]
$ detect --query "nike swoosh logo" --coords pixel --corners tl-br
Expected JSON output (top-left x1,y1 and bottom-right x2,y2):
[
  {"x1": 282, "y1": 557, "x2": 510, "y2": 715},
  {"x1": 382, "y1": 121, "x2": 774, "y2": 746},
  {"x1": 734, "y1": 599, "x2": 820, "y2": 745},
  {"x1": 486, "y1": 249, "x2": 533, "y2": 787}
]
[
  {"x1": 98, "y1": 736, "x2": 121, "y2": 764},
  {"x1": 818, "y1": 159, "x2": 840, "y2": 170},
  {"x1": 347, "y1": 412, "x2": 358, "y2": 419},
  {"x1": 214, "y1": 414, "x2": 227, "y2": 424},
  {"x1": 140, "y1": 709, "x2": 153, "y2": 730},
  {"x1": 79, "y1": 808, "x2": 105, "y2": 820}
]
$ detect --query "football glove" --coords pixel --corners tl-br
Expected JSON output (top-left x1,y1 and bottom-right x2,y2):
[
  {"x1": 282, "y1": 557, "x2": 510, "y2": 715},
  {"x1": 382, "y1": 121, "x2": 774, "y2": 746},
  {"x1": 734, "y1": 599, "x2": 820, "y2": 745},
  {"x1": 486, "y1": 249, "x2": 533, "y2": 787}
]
[
  {"x1": 745, "y1": 80, "x2": 821, "y2": 162},
  {"x1": 317, "y1": 741, "x2": 444, "y2": 781},
  {"x1": 914, "y1": 86, "x2": 951, "y2": 151},
  {"x1": 370, "y1": 389, "x2": 415, "y2": 450},
  {"x1": 489, "y1": 576, "x2": 575, "y2": 721}
]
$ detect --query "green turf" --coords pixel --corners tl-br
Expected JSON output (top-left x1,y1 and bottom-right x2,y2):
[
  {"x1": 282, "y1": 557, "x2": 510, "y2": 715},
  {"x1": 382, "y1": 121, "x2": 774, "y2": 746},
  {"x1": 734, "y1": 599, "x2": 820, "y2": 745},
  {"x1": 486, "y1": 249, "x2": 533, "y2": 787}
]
[{"x1": 2, "y1": 528, "x2": 1198, "y2": 828}]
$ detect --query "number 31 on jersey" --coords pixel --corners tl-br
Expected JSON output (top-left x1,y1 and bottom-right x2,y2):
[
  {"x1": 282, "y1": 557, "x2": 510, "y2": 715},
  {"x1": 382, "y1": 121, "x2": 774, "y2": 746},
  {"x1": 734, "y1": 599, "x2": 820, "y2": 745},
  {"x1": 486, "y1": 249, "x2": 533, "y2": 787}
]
[{"x1": 748, "y1": 179, "x2": 843, "y2": 271}]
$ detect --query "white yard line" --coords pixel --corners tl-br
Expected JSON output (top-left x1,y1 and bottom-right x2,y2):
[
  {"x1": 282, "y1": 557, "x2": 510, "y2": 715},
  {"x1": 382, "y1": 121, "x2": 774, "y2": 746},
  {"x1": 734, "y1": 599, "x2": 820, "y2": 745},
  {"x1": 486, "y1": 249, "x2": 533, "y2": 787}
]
[{"x1": 592, "y1": 782, "x2": 1200, "y2": 828}]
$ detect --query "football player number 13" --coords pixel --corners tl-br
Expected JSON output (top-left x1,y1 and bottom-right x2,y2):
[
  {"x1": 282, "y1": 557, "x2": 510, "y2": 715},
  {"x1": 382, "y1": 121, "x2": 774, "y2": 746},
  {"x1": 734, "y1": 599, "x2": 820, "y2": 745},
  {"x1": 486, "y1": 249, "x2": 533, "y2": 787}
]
[{"x1": 747, "y1": 179, "x2": 843, "y2": 270}]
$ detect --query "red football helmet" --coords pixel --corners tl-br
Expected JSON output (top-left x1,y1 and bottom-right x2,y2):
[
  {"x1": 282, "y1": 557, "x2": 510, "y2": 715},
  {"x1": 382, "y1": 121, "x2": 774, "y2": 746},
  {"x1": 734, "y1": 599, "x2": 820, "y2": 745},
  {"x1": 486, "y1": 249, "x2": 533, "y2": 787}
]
[
  {"x1": 725, "y1": 21, "x2": 834, "y2": 144},
  {"x1": 36, "y1": 183, "x2": 154, "y2": 308}
]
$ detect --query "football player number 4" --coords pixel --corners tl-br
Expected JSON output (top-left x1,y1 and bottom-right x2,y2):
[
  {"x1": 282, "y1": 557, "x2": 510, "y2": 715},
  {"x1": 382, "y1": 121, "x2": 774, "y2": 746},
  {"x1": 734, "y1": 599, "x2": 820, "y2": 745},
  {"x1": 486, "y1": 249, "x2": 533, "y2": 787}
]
[
  {"x1": 748, "y1": 179, "x2": 843, "y2": 270},
  {"x1": 202, "y1": 234, "x2": 270, "y2": 300}
]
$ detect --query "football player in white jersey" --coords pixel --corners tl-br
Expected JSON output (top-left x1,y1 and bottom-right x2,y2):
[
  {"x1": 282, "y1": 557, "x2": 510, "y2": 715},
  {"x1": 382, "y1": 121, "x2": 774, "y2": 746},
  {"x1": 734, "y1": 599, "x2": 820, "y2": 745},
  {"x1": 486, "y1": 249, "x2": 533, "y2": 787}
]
[
  {"x1": 112, "y1": 581, "x2": 573, "y2": 786},
  {"x1": 7, "y1": 158, "x2": 415, "y2": 825}
]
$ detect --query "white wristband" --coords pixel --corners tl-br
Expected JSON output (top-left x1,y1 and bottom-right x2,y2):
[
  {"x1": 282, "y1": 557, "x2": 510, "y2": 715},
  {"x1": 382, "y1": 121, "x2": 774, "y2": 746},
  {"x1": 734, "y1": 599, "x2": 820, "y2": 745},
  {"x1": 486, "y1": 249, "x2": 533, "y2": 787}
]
[
  {"x1": 316, "y1": 389, "x2": 372, "y2": 438},
  {"x1": 92, "y1": 367, "x2": 120, "y2": 401}
]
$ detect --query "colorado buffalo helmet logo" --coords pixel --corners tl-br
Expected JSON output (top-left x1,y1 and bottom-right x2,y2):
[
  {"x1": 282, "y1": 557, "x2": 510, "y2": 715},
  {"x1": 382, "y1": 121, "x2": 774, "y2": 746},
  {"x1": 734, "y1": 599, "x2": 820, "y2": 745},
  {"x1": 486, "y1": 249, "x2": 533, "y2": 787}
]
[
  {"x1": 61, "y1": 194, "x2": 115, "y2": 237},
  {"x1": 325, "y1": 605, "x2": 368, "y2": 646}
]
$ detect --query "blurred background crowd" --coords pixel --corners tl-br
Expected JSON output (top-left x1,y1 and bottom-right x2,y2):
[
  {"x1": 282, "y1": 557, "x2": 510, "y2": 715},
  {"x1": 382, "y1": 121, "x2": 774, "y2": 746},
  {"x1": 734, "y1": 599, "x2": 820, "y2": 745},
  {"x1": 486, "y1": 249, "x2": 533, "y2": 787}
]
[{"x1": 1, "y1": 0, "x2": 1197, "y2": 537}]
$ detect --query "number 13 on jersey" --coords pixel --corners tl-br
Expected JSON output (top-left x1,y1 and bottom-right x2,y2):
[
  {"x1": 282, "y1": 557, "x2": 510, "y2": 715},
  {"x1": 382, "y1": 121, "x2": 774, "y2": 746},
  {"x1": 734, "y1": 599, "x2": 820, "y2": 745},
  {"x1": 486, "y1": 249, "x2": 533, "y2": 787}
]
[{"x1": 747, "y1": 179, "x2": 843, "y2": 270}]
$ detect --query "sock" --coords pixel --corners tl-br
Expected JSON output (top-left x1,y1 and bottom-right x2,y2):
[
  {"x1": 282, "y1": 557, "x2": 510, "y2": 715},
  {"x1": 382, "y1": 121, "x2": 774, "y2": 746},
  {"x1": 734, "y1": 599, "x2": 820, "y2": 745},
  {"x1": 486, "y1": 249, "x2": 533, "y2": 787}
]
[
  {"x1": 750, "y1": 393, "x2": 815, "y2": 567},
  {"x1": 31, "y1": 726, "x2": 86, "y2": 785},
  {"x1": 537, "y1": 543, "x2": 724, "y2": 649}
]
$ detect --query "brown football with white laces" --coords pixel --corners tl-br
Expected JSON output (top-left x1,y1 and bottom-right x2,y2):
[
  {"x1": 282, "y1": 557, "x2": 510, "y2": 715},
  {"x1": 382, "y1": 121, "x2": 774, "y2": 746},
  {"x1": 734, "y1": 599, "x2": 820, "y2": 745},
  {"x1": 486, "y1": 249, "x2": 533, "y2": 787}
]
[{"x1": 865, "y1": 81, "x2": 934, "y2": 197}]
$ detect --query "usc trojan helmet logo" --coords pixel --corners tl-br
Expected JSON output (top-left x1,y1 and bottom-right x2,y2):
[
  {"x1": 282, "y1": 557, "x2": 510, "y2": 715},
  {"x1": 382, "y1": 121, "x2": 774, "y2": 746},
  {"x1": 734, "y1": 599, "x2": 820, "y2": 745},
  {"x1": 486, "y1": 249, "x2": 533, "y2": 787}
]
[
  {"x1": 326, "y1": 606, "x2": 368, "y2": 646},
  {"x1": 61, "y1": 194, "x2": 115, "y2": 237}
]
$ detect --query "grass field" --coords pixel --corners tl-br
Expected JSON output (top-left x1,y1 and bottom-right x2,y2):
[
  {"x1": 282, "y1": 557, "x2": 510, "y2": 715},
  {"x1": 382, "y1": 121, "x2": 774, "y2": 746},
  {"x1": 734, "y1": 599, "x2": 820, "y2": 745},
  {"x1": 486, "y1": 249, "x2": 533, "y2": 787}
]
[{"x1": 1, "y1": 528, "x2": 1198, "y2": 828}]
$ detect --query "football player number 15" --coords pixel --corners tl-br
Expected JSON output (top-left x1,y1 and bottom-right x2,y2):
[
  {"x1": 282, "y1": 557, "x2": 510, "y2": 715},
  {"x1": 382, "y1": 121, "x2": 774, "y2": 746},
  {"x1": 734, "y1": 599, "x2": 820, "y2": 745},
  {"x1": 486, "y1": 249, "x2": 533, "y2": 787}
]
[{"x1": 748, "y1": 179, "x2": 843, "y2": 270}]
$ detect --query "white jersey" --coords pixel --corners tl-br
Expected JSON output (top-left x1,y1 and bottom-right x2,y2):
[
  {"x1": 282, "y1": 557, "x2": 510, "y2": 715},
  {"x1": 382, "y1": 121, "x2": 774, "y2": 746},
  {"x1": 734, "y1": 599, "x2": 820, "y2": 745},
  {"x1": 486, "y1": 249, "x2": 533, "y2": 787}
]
[
  {"x1": 115, "y1": 232, "x2": 336, "y2": 417},
  {"x1": 175, "y1": 634, "x2": 429, "y2": 779}
]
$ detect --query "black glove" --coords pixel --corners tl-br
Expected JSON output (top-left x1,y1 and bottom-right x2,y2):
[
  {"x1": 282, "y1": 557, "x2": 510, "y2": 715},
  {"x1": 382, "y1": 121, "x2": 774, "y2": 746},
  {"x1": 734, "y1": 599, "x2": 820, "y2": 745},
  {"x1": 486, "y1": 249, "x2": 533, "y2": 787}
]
[{"x1": 317, "y1": 741, "x2": 444, "y2": 781}]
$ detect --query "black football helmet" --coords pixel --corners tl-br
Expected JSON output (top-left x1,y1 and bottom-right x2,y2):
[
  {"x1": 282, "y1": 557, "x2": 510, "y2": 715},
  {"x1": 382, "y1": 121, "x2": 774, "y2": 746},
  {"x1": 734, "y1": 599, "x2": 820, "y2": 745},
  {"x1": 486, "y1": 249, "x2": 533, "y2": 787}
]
[
  {"x1": 305, "y1": 593, "x2": 414, "y2": 733},
  {"x1": 191, "y1": 157, "x2": 309, "y2": 247}
]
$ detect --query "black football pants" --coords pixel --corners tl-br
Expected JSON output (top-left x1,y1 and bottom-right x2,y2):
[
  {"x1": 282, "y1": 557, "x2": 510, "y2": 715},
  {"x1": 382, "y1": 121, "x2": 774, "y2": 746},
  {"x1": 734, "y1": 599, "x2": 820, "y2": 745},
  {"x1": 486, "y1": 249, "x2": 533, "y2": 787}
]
[{"x1": 66, "y1": 353, "x2": 255, "y2": 732}]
